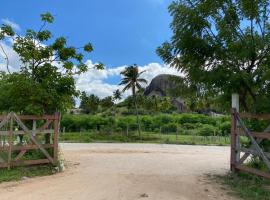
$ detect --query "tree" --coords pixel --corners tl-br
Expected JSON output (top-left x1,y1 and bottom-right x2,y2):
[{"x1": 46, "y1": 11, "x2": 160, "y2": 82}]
[
  {"x1": 119, "y1": 65, "x2": 147, "y2": 136},
  {"x1": 112, "y1": 89, "x2": 122, "y2": 116},
  {"x1": 100, "y1": 96, "x2": 114, "y2": 111},
  {"x1": 113, "y1": 89, "x2": 122, "y2": 102},
  {"x1": 157, "y1": 1, "x2": 270, "y2": 112},
  {"x1": 0, "y1": 12, "x2": 103, "y2": 115},
  {"x1": 79, "y1": 92, "x2": 100, "y2": 114}
]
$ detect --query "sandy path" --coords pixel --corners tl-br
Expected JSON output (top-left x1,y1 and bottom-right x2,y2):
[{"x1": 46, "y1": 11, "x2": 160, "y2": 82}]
[{"x1": 0, "y1": 143, "x2": 239, "y2": 200}]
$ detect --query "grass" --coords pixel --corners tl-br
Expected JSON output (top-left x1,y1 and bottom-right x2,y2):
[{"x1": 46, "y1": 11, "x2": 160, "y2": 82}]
[
  {"x1": 0, "y1": 164, "x2": 56, "y2": 183},
  {"x1": 60, "y1": 131, "x2": 232, "y2": 146},
  {"x1": 215, "y1": 172, "x2": 270, "y2": 200}
]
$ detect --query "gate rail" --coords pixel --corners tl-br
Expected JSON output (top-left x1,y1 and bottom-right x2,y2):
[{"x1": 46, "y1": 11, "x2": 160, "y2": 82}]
[
  {"x1": 231, "y1": 108, "x2": 270, "y2": 178},
  {"x1": 0, "y1": 112, "x2": 60, "y2": 169}
]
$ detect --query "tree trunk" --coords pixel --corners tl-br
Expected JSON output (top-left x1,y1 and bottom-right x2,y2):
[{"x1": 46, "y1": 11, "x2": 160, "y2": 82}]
[{"x1": 134, "y1": 94, "x2": 141, "y2": 139}]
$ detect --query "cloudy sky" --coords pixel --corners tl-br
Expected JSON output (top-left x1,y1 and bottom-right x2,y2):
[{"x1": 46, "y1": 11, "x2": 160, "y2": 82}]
[{"x1": 0, "y1": 0, "x2": 182, "y2": 99}]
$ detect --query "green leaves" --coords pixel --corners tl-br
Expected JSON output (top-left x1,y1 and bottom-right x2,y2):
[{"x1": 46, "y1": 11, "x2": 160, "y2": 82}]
[
  {"x1": 158, "y1": 0, "x2": 270, "y2": 112},
  {"x1": 95, "y1": 62, "x2": 104, "y2": 70},
  {"x1": 41, "y1": 12, "x2": 54, "y2": 23},
  {"x1": 52, "y1": 37, "x2": 66, "y2": 50},
  {"x1": 119, "y1": 65, "x2": 147, "y2": 94},
  {"x1": 0, "y1": 24, "x2": 15, "y2": 38},
  {"x1": 37, "y1": 30, "x2": 51, "y2": 41},
  {"x1": 0, "y1": 12, "x2": 103, "y2": 114},
  {"x1": 84, "y1": 43, "x2": 93, "y2": 52}
]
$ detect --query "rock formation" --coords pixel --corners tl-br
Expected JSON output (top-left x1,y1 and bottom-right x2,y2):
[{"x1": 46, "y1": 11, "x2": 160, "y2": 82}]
[{"x1": 144, "y1": 74, "x2": 186, "y2": 112}]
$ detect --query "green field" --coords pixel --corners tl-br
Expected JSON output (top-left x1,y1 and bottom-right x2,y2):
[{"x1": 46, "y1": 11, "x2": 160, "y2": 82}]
[
  {"x1": 0, "y1": 165, "x2": 56, "y2": 183},
  {"x1": 216, "y1": 172, "x2": 270, "y2": 200},
  {"x1": 60, "y1": 131, "x2": 232, "y2": 146}
]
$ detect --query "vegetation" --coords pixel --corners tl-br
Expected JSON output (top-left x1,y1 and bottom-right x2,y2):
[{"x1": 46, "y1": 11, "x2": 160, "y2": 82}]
[
  {"x1": 216, "y1": 172, "x2": 270, "y2": 200},
  {"x1": 61, "y1": 113, "x2": 231, "y2": 137},
  {"x1": 0, "y1": 165, "x2": 56, "y2": 183},
  {"x1": 0, "y1": 12, "x2": 103, "y2": 115},
  {"x1": 157, "y1": 0, "x2": 270, "y2": 113},
  {"x1": 60, "y1": 131, "x2": 231, "y2": 146},
  {"x1": 0, "y1": 12, "x2": 102, "y2": 172},
  {"x1": 119, "y1": 64, "x2": 147, "y2": 137},
  {"x1": 79, "y1": 92, "x2": 100, "y2": 114}
]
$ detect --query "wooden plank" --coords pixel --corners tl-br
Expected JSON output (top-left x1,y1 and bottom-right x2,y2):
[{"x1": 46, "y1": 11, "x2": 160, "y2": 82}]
[
  {"x1": 13, "y1": 114, "x2": 54, "y2": 163},
  {"x1": 0, "y1": 144, "x2": 53, "y2": 151},
  {"x1": 14, "y1": 150, "x2": 27, "y2": 161},
  {"x1": 8, "y1": 115, "x2": 13, "y2": 170},
  {"x1": 231, "y1": 108, "x2": 237, "y2": 172},
  {"x1": 236, "y1": 165, "x2": 270, "y2": 179},
  {"x1": 238, "y1": 130, "x2": 270, "y2": 139},
  {"x1": 239, "y1": 112, "x2": 270, "y2": 120},
  {"x1": 0, "y1": 156, "x2": 5, "y2": 163},
  {"x1": 239, "y1": 124, "x2": 270, "y2": 164},
  {"x1": 0, "y1": 130, "x2": 54, "y2": 136},
  {"x1": 37, "y1": 120, "x2": 53, "y2": 132},
  {"x1": 0, "y1": 115, "x2": 57, "y2": 120},
  {"x1": 241, "y1": 148, "x2": 270, "y2": 159},
  {"x1": 53, "y1": 112, "x2": 60, "y2": 163},
  {"x1": 0, "y1": 159, "x2": 50, "y2": 168},
  {"x1": 236, "y1": 114, "x2": 270, "y2": 171},
  {"x1": 0, "y1": 113, "x2": 11, "y2": 129}
]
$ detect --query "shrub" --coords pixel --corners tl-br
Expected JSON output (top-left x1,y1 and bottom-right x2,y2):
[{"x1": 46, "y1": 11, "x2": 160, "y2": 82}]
[
  {"x1": 177, "y1": 114, "x2": 217, "y2": 125},
  {"x1": 181, "y1": 123, "x2": 201, "y2": 129},
  {"x1": 219, "y1": 121, "x2": 231, "y2": 136},
  {"x1": 161, "y1": 123, "x2": 177, "y2": 133},
  {"x1": 197, "y1": 124, "x2": 217, "y2": 136},
  {"x1": 61, "y1": 113, "x2": 229, "y2": 136}
]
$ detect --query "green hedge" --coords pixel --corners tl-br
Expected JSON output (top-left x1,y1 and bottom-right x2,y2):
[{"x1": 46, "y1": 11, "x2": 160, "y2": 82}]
[{"x1": 61, "y1": 113, "x2": 231, "y2": 136}]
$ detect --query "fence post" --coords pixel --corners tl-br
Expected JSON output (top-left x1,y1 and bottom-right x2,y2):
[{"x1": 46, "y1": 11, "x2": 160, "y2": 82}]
[
  {"x1": 8, "y1": 113, "x2": 13, "y2": 170},
  {"x1": 53, "y1": 112, "x2": 60, "y2": 164},
  {"x1": 230, "y1": 108, "x2": 237, "y2": 171},
  {"x1": 231, "y1": 93, "x2": 239, "y2": 172}
]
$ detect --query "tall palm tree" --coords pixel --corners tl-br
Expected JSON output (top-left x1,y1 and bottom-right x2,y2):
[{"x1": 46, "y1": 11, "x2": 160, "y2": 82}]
[
  {"x1": 119, "y1": 64, "x2": 147, "y2": 137},
  {"x1": 113, "y1": 89, "x2": 122, "y2": 102},
  {"x1": 112, "y1": 89, "x2": 122, "y2": 116}
]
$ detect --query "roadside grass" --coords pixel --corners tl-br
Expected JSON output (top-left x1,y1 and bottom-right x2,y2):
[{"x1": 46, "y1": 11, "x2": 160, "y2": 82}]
[
  {"x1": 60, "y1": 131, "x2": 232, "y2": 146},
  {"x1": 215, "y1": 172, "x2": 270, "y2": 200},
  {"x1": 0, "y1": 164, "x2": 55, "y2": 183}
]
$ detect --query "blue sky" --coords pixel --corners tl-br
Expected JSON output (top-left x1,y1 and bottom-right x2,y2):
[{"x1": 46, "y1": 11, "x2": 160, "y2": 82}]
[{"x1": 0, "y1": 0, "x2": 181, "y2": 99}]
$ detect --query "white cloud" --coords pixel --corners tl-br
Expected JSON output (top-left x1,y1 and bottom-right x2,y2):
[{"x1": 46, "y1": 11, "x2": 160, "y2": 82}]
[
  {"x1": 1, "y1": 18, "x2": 21, "y2": 31},
  {"x1": 75, "y1": 60, "x2": 183, "y2": 99},
  {"x1": 0, "y1": 42, "x2": 183, "y2": 101},
  {"x1": 0, "y1": 41, "x2": 21, "y2": 72}
]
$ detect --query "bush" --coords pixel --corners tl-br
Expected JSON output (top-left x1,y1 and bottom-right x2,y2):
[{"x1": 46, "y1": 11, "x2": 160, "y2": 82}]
[
  {"x1": 181, "y1": 123, "x2": 201, "y2": 129},
  {"x1": 177, "y1": 114, "x2": 217, "y2": 125},
  {"x1": 161, "y1": 123, "x2": 177, "y2": 133},
  {"x1": 61, "y1": 113, "x2": 229, "y2": 136},
  {"x1": 197, "y1": 124, "x2": 217, "y2": 136},
  {"x1": 220, "y1": 121, "x2": 231, "y2": 136}
]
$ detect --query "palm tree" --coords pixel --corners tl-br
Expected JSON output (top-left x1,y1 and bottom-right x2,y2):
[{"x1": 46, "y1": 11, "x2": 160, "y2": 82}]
[
  {"x1": 113, "y1": 89, "x2": 122, "y2": 102},
  {"x1": 112, "y1": 89, "x2": 122, "y2": 116},
  {"x1": 119, "y1": 64, "x2": 147, "y2": 137}
]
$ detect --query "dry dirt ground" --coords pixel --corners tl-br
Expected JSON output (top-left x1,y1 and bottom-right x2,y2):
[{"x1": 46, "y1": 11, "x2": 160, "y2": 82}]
[{"x1": 0, "y1": 143, "x2": 240, "y2": 200}]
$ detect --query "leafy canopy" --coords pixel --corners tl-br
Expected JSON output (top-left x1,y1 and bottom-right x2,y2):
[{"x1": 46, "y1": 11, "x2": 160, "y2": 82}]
[
  {"x1": 157, "y1": 0, "x2": 270, "y2": 112},
  {"x1": 119, "y1": 64, "x2": 147, "y2": 95},
  {"x1": 0, "y1": 12, "x2": 103, "y2": 114}
]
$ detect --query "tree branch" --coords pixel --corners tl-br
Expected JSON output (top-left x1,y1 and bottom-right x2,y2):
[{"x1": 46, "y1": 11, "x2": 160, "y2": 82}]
[{"x1": 0, "y1": 43, "x2": 11, "y2": 74}]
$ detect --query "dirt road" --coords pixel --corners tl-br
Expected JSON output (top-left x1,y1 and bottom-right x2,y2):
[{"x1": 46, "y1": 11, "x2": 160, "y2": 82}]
[{"x1": 0, "y1": 143, "x2": 239, "y2": 200}]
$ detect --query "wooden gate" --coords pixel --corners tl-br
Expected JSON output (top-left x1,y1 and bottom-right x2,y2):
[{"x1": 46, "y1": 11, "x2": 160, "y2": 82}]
[
  {"x1": 231, "y1": 108, "x2": 270, "y2": 178},
  {"x1": 0, "y1": 112, "x2": 60, "y2": 169}
]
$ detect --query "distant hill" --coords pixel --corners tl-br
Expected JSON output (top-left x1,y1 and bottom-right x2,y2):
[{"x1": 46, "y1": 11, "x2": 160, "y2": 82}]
[{"x1": 144, "y1": 74, "x2": 186, "y2": 112}]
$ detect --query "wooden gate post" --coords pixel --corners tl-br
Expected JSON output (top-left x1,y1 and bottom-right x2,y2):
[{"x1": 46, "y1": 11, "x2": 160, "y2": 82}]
[
  {"x1": 8, "y1": 114, "x2": 13, "y2": 170},
  {"x1": 231, "y1": 94, "x2": 240, "y2": 172},
  {"x1": 231, "y1": 108, "x2": 237, "y2": 171},
  {"x1": 53, "y1": 112, "x2": 60, "y2": 164}
]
